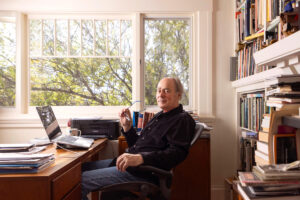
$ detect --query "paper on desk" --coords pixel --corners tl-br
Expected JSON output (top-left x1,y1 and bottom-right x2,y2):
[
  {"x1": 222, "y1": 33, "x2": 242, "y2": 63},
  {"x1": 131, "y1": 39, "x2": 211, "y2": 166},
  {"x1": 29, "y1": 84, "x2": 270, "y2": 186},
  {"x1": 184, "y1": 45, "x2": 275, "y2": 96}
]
[
  {"x1": 19, "y1": 146, "x2": 47, "y2": 155},
  {"x1": 0, "y1": 143, "x2": 34, "y2": 148},
  {"x1": 0, "y1": 153, "x2": 54, "y2": 160}
]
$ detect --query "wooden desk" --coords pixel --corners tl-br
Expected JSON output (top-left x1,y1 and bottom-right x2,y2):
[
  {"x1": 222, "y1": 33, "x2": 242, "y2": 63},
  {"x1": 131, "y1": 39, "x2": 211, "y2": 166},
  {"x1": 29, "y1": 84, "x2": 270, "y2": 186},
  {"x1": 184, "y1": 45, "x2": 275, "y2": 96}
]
[{"x1": 0, "y1": 139, "x2": 107, "y2": 200}]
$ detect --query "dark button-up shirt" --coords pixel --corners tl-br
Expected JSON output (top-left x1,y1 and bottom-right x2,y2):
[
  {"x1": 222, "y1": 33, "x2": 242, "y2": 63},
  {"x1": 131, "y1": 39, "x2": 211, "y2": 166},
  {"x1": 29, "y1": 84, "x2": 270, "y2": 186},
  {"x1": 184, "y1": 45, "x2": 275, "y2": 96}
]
[{"x1": 122, "y1": 104, "x2": 195, "y2": 170}]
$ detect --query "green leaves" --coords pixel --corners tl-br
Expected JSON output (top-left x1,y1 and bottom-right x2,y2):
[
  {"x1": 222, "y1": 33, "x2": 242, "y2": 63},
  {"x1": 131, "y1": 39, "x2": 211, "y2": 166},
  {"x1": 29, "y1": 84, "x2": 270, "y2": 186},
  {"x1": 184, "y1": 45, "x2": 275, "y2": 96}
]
[
  {"x1": 144, "y1": 19, "x2": 190, "y2": 105},
  {"x1": 30, "y1": 58, "x2": 132, "y2": 106}
]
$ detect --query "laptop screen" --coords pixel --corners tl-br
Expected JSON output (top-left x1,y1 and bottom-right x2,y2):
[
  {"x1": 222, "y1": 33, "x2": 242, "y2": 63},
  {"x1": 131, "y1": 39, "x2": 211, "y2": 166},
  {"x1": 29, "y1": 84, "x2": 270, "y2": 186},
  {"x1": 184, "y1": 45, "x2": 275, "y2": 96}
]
[{"x1": 36, "y1": 106, "x2": 62, "y2": 140}]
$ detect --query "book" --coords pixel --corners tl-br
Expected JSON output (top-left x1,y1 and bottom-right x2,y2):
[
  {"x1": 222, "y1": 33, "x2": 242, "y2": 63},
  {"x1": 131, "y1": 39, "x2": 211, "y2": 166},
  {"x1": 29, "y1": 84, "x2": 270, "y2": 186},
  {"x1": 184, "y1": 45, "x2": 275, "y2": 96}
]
[
  {"x1": 265, "y1": 75, "x2": 300, "y2": 86},
  {"x1": 0, "y1": 153, "x2": 55, "y2": 174},
  {"x1": 248, "y1": 185, "x2": 300, "y2": 196},
  {"x1": 255, "y1": 160, "x2": 300, "y2": 175},
  {"x1": 238, "y1": 183, "x2": 300, "y2": 200},
  {"x1": 255, "y1": 150, "x2": 269, "y2": 163},
  {"x1": 253, "y1": 166, "x2": 300, "y2": 181},
  {"x1": 142, "y1": 112, "x2": 154, "y2": 129},
  {"x1": 238, "y1": 172, "x2": 300, "y2": 187},
  {"x1": 255, "y1": 154, "x2": 270, "y2": 165},
  {"x1": 258, "y1": 131, "x2": 269, "y2": 143},
  {"x1": 137, "y1": 113, "x2": 144, "y2": 132},
  {"x1": 132, "y1": 111, "x2": 139, "y2": 129},
  {"x1": 0, "y1": 158, "x2": 54, "y2": 174},
  {"x1": 261, "y1": 117, "x2": 270, "y2": 130},
  {"x1": 266, "y1": 86, "x2": 294, "y2": 96},
  {"x1": 257, "y1": 141, "x2": 269, "y2": 155},
  {"x1": 268, "y1": 97, "x2": 300, "y2": 103},
  {"x1": 266, "y1": 102, "x2": 300, "y2": 110}
]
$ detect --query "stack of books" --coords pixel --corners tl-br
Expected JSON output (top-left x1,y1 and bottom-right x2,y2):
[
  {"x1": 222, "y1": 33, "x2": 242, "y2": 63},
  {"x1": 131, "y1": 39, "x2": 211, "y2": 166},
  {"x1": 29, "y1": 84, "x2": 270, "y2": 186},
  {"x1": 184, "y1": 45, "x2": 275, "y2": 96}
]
[
  {"x1": 255, "y1": 114, "x2": 270, "y2": 165},
  {"x1": 255, "y1": 109, "x2": 298, "y2": 166},
  {"x1": 135, "y1": 111, "x2": 155, "y2": 132},
  {"x1": 265, "y1": 75, "x2": 300, "y2": 111},
  {"x1": 0, "y1": 153, "x2": 55, "y2": 174},
  {"x1": 238, "y1": 160, "x2": 300, "y2": 200}
]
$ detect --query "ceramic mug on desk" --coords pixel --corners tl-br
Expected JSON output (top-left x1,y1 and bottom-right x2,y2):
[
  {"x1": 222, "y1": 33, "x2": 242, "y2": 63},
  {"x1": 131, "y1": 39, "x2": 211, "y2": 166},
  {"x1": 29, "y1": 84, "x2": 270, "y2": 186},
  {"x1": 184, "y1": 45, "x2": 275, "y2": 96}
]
[{"x1": 69, "y1": 128, "x2": 81, "y2": 136}]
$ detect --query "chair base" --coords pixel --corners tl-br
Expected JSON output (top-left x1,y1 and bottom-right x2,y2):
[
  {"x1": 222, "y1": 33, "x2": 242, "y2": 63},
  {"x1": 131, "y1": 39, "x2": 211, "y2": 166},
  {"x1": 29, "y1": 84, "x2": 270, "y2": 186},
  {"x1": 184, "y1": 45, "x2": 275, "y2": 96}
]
[{"x1": 98, "y1": 181, "x2": 164, "y2": 200}]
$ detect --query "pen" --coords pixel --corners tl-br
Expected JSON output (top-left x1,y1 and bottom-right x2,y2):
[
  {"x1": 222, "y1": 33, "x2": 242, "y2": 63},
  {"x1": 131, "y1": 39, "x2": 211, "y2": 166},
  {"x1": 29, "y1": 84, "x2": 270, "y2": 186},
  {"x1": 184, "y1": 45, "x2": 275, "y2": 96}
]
[{"x1": 124, "y1": 100, "x2": 141, "y2": 121}]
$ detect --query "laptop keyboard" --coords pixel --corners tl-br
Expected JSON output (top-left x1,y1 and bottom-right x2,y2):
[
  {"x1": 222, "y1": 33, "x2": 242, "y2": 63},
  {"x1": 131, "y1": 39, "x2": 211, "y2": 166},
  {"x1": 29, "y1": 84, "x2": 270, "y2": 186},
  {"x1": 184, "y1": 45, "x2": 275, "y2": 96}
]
[{"x1": 58, "y1": 135, "x2": 78, "y2": 143}]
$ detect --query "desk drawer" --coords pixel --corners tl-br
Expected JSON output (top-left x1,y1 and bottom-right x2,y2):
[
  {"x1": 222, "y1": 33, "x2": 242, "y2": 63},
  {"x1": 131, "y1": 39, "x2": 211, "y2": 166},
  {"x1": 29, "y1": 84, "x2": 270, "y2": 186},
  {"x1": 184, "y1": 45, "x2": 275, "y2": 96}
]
[
  {"x1": 52, "y1": 163, "x2": 81, "y2": 200},
  {"x1": 63, "y1": 184, "x2": 81, "y2": 200}
]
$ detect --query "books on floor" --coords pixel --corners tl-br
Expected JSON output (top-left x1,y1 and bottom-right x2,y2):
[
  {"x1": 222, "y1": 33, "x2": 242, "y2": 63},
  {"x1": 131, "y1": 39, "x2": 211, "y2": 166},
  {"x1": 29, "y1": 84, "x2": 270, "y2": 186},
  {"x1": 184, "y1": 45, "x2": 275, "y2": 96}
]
[
  {"x1": 0, "y1": 153, "x2": 55, "y2": 174},
  {"x1": 238, "y1": 161, "x2": 300, "y2": 200},
  {"x1": 238, "y1": 171, "x2": 300, "y2": 187}
]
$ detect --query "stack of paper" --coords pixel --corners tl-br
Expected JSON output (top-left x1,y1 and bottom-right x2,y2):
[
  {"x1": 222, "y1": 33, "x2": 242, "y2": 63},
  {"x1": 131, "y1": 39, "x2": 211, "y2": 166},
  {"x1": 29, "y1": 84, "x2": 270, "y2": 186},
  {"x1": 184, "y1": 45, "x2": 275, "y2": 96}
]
[
  {"x1": 0, "y1": 144, "x2": 35, "y2": 153},
  {"x1": 0, "y1": 153, "x2": 55, "y2": 174}
]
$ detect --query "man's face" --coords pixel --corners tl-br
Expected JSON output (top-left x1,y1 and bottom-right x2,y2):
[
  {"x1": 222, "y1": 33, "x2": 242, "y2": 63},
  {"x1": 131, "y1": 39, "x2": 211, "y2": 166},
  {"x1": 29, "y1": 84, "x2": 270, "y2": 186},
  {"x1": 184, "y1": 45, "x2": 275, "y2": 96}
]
[{"x1": 156, "y1": 78, "x2": 181, "y2": 113}]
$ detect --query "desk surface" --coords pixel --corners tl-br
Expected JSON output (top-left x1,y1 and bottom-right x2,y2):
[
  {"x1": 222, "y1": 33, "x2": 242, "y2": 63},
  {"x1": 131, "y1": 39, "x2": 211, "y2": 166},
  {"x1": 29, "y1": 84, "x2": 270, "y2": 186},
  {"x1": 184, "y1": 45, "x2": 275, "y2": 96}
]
[{"x1": 0, "y1": 139, "x2": 107, "y2": 200}]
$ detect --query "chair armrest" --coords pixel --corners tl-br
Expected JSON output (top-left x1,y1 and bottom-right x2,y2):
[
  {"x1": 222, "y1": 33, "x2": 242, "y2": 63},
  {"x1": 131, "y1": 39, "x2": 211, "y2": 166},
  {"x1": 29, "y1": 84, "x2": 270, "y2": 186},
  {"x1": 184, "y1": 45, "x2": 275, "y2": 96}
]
[{"x1": 137, "y1": 165, "x2": 172, "y2": 179}]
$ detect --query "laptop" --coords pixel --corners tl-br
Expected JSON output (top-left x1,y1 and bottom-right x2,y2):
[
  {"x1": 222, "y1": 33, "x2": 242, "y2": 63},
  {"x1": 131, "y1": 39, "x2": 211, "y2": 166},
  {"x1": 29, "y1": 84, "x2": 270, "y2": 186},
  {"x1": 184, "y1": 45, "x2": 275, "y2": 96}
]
[{"x1": 36, "y1": 106, "x2": 94, "y2": 149}]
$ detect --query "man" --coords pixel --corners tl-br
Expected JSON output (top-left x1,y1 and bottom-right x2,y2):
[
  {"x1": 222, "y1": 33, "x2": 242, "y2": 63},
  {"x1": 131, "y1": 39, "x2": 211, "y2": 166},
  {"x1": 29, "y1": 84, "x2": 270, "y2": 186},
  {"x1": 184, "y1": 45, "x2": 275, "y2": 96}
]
[{"x1": 81, "y1": 77, "x2": 195, "y2": 200}]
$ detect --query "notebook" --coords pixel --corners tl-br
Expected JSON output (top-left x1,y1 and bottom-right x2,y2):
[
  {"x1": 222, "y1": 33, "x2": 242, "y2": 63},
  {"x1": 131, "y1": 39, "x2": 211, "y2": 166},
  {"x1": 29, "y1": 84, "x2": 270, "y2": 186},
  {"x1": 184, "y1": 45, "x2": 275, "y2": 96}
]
[{"x1": 36, "y1": 106, "x2": 94, "y2": 149}]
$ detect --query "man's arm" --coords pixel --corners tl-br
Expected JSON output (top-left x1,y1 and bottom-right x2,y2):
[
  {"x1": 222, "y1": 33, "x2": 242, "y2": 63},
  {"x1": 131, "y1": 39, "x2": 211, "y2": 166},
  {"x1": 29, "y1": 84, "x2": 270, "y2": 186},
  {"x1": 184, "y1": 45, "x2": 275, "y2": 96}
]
[
  {"x1": 140, "y1": 116, "x2": 195, "y2": 170},
  {"x1": 119, "y1": 108, "x2": 139, "y2": 147},
  {"x1": 121, "y1": 127, "x2": 139, "y2": 147}
]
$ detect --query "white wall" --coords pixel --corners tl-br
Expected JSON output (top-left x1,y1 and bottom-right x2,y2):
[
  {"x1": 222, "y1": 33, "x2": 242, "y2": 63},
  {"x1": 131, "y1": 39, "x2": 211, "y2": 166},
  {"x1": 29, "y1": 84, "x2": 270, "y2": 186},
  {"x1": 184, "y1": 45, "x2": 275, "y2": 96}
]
[
  {"x1": 0, "y1": 0, "x2": 212, "y2": 12},
  {"x1": 0, "y1": 1, "x2": 237, "y2": 200},
  {"x1": 212, "y1": 0, "x2": 237, "y2": 199}
]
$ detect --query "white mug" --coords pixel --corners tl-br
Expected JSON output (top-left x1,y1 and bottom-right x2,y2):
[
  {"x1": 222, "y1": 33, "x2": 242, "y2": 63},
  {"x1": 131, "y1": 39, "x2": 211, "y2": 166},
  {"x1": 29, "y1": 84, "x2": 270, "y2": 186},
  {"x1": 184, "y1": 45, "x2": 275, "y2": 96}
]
[{"x1": 69, "y1": 128, "x2": 81, "y2": 136}]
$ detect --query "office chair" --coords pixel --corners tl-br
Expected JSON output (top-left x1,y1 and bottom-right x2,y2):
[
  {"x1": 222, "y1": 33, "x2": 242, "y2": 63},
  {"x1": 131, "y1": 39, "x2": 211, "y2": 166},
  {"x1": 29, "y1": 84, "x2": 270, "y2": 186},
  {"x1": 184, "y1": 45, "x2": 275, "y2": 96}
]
[{"x1": 98, "y1": 122, "x2": 210, "y2": 200}]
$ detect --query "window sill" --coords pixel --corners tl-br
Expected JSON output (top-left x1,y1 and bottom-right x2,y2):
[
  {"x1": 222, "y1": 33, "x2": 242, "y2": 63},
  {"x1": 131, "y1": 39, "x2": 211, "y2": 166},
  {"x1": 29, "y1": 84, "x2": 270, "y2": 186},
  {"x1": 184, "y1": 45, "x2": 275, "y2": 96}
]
[{"x1": 0, "y1": 107, "x2": 215, "y2": 129}]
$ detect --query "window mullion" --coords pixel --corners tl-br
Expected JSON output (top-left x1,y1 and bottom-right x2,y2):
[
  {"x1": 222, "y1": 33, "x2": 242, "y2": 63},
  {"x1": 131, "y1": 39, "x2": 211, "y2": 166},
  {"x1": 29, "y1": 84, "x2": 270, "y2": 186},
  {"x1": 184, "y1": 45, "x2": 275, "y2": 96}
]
[
  {"x1": 54, "y1": 19, "x2": 56, "y2": 56},
  {"x1": 106, "y1": 19, "x2": 108, "y2": 56},
  {"x1": 16, "y1": 13, "x2": 29, "y2": 113},
  {"x1": 93, "y1": 19, "x2": 95, "y2": 56},
  {"x1": 132, "y1": 13, "x2": 144, "y2": 111},
  {"x1": 119, "y1": 19, "x2": 121, "y2": 56},
  {"x1": 80, "y1": 19, "x2": 82, "y2": 57},
  {"x1": 41, "y1": 20, "x2": 44, "y2": 56},
  {"x1": 67, "y1": 20, "x2": 70, "y2": 56}
]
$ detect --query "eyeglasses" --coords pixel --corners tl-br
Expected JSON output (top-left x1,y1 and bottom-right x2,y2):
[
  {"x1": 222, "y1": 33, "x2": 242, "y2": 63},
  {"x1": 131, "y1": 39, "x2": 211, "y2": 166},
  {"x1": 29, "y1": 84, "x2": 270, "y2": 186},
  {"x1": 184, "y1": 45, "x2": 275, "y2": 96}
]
[{"x1": 125, "y1": 100, "x2": 141, "y2": 121}]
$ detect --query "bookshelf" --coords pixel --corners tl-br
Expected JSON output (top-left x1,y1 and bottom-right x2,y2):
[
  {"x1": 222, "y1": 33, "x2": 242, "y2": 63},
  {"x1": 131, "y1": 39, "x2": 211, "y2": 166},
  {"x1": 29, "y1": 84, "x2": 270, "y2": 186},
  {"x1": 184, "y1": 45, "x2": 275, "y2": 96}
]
[
  {"x1": 234, "y1": 0, "x2": 300, "y2": 81},
  {"x1": 233, "y1": 0, "x2": 300, "y2": 171}
]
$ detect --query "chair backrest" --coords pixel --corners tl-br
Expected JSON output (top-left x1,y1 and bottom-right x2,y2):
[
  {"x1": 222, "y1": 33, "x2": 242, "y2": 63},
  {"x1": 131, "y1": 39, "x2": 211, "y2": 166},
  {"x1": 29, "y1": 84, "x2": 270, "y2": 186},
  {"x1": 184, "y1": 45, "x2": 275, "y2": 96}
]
[{"x1": 190, "y1": 122, "x2": 212, "y2": 146}]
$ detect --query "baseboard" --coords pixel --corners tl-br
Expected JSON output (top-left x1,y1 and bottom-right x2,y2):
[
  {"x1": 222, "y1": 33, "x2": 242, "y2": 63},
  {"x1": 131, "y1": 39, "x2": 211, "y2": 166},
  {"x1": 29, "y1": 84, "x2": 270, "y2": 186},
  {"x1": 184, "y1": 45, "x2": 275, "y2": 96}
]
[{"x1": 211, "y1": 185, "x2": 226, "y2": 200}]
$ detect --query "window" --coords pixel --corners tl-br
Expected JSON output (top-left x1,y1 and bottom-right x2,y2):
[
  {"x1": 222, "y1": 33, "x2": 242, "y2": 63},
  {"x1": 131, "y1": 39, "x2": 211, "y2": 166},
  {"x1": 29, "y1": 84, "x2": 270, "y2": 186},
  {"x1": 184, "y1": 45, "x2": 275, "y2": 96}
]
[
  {"x1": 144, "y1": 18, "x2": 191, "y2": 105},
  {"x1": 0, "y1": 17, "x2": 16, "y2": 107},
  {"x1": 0, "y1": 13, "x2": 197, "y2": 116},
  {"x1": 29, "y1": 18, "x2": 132, "y2": 106}
]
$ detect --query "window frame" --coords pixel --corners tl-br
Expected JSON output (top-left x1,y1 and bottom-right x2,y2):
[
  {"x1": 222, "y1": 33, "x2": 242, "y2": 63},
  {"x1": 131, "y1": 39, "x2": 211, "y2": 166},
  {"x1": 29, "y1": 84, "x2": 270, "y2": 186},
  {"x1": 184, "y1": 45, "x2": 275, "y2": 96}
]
[
  {"x1": 142, "y1": 14, "x2": 193, "y2": 107},
  {"x1": 0, "y1": 14, "x2": 17, "y2": 108},
  {"x1": 0, "y1": 12, "x2": 205, "y2": 119}
]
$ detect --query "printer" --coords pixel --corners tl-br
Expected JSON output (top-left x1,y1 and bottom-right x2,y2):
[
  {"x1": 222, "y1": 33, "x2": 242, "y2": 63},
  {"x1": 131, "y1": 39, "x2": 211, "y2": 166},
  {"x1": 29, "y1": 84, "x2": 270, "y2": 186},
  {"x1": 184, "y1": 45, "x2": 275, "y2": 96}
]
[{"x1": 70, "y1": 118, "x2": 120, "y2": 140}]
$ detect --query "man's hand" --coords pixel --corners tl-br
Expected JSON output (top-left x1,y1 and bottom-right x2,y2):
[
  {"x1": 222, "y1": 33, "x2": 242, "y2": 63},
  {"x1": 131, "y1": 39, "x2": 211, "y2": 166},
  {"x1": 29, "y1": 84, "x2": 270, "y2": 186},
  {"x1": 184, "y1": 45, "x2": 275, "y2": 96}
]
[
  {"x1": 116, "y1": 153, "x2": 144, "y2": 172},
  {"x1": 119, "y1": 108, "x2": 132, "y2": 132}
]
